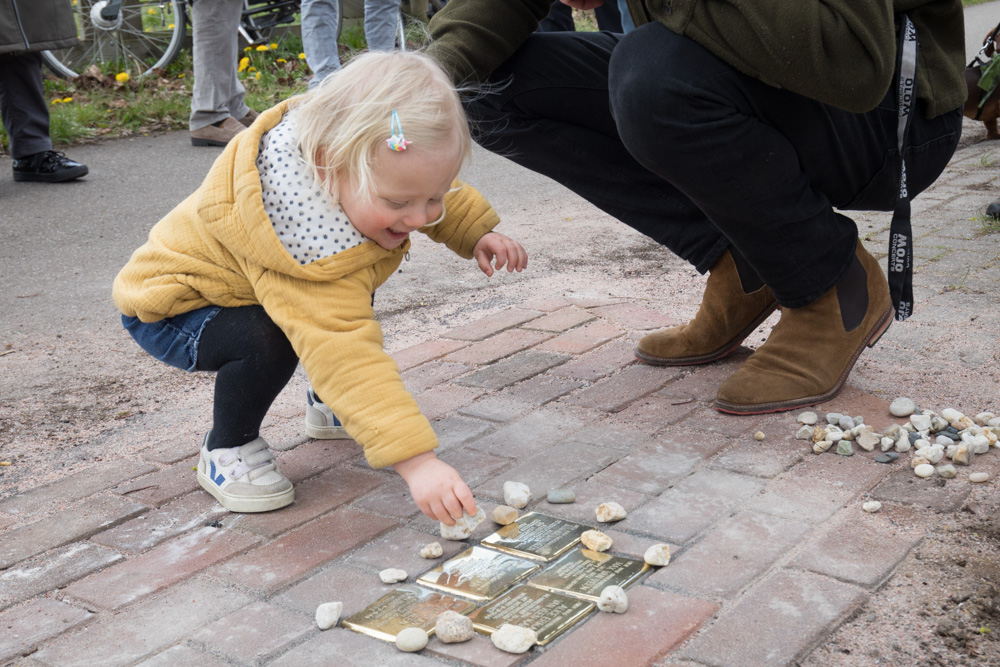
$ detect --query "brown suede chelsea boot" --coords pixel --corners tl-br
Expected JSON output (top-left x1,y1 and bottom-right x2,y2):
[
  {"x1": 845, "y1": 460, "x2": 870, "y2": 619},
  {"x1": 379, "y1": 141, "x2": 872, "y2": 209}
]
[
  {"x1": 714, "y1": 240, "x2": 893, "y2": 414},
  {"x1": 635, "y1": 249, "x2": 777, "y2": 366}
]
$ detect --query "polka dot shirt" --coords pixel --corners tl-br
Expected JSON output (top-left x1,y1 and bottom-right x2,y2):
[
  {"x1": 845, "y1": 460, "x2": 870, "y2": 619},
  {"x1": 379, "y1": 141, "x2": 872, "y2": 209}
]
[{"x1": 257, "y1": 110, "x2": 366, "y2": 266}]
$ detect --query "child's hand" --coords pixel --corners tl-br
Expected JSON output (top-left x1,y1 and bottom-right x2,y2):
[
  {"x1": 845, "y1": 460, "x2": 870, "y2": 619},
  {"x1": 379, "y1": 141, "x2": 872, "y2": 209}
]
[
  {"x1": 392, "y1": 451, "x2": 477, "y2": 525},
  {"x1": 473, "y1": 232, "x2": 528, "y2": 277}
]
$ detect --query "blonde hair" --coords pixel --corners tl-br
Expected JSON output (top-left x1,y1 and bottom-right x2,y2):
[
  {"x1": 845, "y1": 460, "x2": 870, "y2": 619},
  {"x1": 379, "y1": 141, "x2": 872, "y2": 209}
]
[{"x1": 292, "y1": 50, "x2": 472, "y2": 204}]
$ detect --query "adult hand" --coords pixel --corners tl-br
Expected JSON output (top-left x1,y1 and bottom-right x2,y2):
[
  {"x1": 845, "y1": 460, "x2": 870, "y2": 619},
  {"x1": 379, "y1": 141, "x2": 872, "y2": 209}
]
[
  {"x1": 393, "y1": 451, "x2": 477, "y2": 525},
  {"x1": 473, "y1": 231, "x2": 528, "y2": 277}
]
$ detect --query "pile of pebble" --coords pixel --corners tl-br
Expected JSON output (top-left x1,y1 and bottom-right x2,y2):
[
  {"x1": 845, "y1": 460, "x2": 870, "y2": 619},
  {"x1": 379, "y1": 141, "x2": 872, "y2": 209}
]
[{"x1": 792, "y1": 400, "x2": 1000, "y2": 482}]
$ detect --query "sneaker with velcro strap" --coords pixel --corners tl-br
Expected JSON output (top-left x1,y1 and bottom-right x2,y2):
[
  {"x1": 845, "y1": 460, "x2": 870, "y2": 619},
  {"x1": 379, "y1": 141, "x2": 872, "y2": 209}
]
[
  {"x1": 197, "y1": 436, "x2": 293, "y2": 512},
  {"x1": 305, "y1": 388, "x2": 350, "y2": 439}
]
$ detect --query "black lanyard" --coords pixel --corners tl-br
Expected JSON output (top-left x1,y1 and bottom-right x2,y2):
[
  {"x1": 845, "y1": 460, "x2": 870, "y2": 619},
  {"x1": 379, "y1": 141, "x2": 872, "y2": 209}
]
[{"x1": 887, "y1": 15, "x2": 917, "y2": 321}]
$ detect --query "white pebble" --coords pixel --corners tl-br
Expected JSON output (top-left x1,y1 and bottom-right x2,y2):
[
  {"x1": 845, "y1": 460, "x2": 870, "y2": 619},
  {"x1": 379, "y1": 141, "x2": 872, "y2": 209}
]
[
  {"x1": 419, "y1": 542, "x2": 443, "y2": 559},
  {"x1": 595, "y1": 502, "x2": 627, "y2": 523},
  {"x1": 643, "y1": 544, "x2": 671, "y2": 567},
  {"x1": 797, "y1": 411, "x2": 818, "y2": 425},
  {"x1": 970, "y1": 472, "x2": 990, "y2": 483},
  {"x1": 435, "y1": 610, "x2": 474, "y2": 643},
  {"x1": 379, "y1": 568, "x2": 408, "y2": 584},
  {"x1": 795, "y1": 425, "x2": 814, "y2": 440},
  {"x1": 862, "y1": 500, "x2": 882, "y2": 513},
  {"x1": 910, "y1": 414, "x2": 932, "y2": 431},
  {"x1": 753, "y1": 431, "x2": 765, "y2": 441},
  {"x1": 914, "y1": 463, "x2": 935, "y2": 478},
  {"x1": 395, "y1": 627, "x2": 428, "y2": 652},
  {"x1": 491, "y1": 624, "x2": 537, "y2": 654},
  {"x1": 890, "y1": 397, "x2": 916, "y2": 417},
  {"x1": 581, "y1": 529, "x2": 612, "y2": 552},
  {"x1": 315, "y1": 601, "x2": 343, "y2": 630},
  {"x1": 491, "y1": 505, "x2": 519, "y2": 525},
  {"x1": 503, "y1": 481, "x2": 532, "y2": 509},
  {"x1": 440, "y1": 508, "x2": 486, "y2": 541},
  {"x1": 597, "y1": 585, "x2": 629, "y2": 613}
]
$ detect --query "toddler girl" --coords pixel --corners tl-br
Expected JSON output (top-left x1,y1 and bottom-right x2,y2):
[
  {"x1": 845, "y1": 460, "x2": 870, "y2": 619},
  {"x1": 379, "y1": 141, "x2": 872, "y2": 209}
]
[{"x1": 113, "y1": 51, "x2": 527, "y2": 524}]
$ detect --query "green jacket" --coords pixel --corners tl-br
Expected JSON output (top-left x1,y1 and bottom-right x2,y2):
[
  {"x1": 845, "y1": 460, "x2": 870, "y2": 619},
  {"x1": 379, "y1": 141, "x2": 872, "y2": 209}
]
[{"x1": 428, "y1": 0, "x2": 965, "y2": 119}]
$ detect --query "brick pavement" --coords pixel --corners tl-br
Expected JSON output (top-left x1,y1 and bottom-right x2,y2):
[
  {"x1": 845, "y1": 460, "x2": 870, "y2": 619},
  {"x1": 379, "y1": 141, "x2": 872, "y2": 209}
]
[{"x1": 2, "y1": 137, "x2": 999, "y2": 667}]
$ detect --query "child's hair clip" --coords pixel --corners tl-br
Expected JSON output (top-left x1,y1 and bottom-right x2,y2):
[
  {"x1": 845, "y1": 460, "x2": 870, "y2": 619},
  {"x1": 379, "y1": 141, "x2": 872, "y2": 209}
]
[{"x1": 386, "y1": 109, "x2": 410, "y2": 151}]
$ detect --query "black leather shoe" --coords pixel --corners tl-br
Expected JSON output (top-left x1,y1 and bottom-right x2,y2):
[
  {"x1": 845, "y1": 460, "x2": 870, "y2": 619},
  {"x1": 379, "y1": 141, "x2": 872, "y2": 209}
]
[
  {"x1": 12, "y1": 151, "x2": 88, "y2": 183},
  {"x1": 987, "y1": 198, "x2": 1000, "y2": 220}
]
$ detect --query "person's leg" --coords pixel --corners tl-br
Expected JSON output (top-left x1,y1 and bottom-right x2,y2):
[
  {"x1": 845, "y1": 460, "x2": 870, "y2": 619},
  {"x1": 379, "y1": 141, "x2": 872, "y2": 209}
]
[
  {"x1": 609, "y1": 23, "x2": 960, "y2": 411},
  {"x1": 364, "y1": 0, "x2": 400, "y2": 51},
  {"x1": 537, "y1": 2, "x2": 575, "y2": 32},
  {"x1": 301, "y1": 0, "x2": 342, "y2": 89},
  {"x1": 189, "y1": 0, "x2": 249, "y2": 132},
  {"x1": 593, "y1": 1, "x2": 622, "y2": 33},
  {"x1": 0, "y1": 52, "x2": 51, "y2": 158}
]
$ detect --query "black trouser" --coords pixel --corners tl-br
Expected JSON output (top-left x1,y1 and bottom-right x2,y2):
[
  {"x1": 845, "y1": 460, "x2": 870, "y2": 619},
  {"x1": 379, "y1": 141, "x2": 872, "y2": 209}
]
[
  {"x1": 466, "y1": 24, "x2": 962, "y2": 308},
  {"x1": 0, "y1": 51, "x2": 52, "y2": 159},
  {"x1": 196, "y1": 306, "x2": 299, "y2": 450}
]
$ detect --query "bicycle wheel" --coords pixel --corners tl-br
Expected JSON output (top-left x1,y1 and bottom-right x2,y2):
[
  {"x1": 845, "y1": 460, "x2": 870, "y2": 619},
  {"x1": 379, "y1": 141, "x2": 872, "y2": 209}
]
[{"x1": 42, "y1": 0, "x2": 187, "y2": 78}]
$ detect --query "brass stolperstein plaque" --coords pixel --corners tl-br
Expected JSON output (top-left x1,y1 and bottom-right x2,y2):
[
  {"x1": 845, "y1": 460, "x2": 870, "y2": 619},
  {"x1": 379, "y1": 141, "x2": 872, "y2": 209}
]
[
  {"x1": 342, "y1": 584, "x2": 478, "y2": 642},
  {"x1": 467, "y1": 584, "x2": 594, "y2": 645},
  {"x1": 480, "y1": 512, "x2": 589, "y2": 562},
  {"x1": 527, "y1": 548, "x2": 651, "y2": 602},
  {"x1": 416, "y1": 545, "x2": 542, "y2": 601}
]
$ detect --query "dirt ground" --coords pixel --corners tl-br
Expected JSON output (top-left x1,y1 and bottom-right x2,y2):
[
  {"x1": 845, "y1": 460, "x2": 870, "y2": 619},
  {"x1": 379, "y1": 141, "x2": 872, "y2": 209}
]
[{"x1": 1, "y1": 118, "x2": 999, "y2": 665}]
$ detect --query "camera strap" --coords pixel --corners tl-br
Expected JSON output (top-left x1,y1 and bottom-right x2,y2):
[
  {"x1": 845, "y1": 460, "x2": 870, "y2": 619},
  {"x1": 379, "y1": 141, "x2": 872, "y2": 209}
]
[{"x1": 887, "y1": 14, "x2": 917, "y2": 321}]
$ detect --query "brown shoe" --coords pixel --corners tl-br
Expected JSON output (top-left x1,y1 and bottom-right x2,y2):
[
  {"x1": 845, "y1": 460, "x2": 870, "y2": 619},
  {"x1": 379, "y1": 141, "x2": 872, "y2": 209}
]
[
  {"x1": 190, "y1": 117, "x2": 246, "y2": 147},
  {"x1": 635, "y1": 250, "x2": 777, "y2": 366},
  {"x1": 714, "y1": 240, "x2": 893, "y2": 414},
  {"x1": 238, "y1": 108, "x2": 259, "y2": 128}
]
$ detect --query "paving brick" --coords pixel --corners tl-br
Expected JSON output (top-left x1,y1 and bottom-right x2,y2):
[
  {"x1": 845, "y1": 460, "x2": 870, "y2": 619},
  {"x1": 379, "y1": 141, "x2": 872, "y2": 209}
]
[
  {"x1": 438, "y1": 447, "x2": 515, "y2": 488},
  {"x1": 548, "y1": 339, "x2": 636, "y2": 381},
  {"x1": 273, "y1": 563, "x2": 388, "y2": 618},
  {"x1": 565, "y1": 296, "x2": 625, "y2": 308},
  {"x1": 269, "y1": 627, "x2": 441, "y2": 666},
  {"x1": 521, "y1": 306, "x2": 597, "y2": 332},
  {"x1": 225, "y1": 467, "x2": 384, "y2": 538},
  {"x1": 648, "y1": 511, "x2": 811, "y2": 599},
  {"x1": 90, "y1": 492, "x2": 223, "y2": 554},
  {"x1": 113, "y1": 460, "x2": 201, "y2": 508},
  {"x1": 63, "y1": 526, "x2": 261, "y2": 610},
  {"x1": 606, "y1": 392, "x2": 703, "y2": 434},
  {"x1": 561, "y1": 422, "x2": 652, "y2": 451},
  {"x1": 415, "y1": 384, "x2": 484, "y2": 421},
  {"x1": 0, "y1": 543, "x2": 123, "y2": 610},
  {"x1": 277, "y1": 438, "x2": 360, "y2": 484},
  {"x1": 520, "y1": 296, "x2": 573, "y2": 312},
  {"x1": 678, "y1": 404, "x2": 774, "y2": 438},
  {"x1": 591, "y1": 439, "x2": 709, "y2": 496},
  {"x1": 0, "y1": 495, "x2": 146, "y2": 569},
  {"x1": 660, "y1": 349, "x2": 755, "y2": 402},
  {"x1": 626, "y1": 470, "x2": 765, "y2": 543},
  {"x1": 502, "y1": 373, "x2": 585, "y2": 406},
  {"x1": 215, "y1": 508, "x2": 398, "y2": 594},
  {"x1": 813, "y1": 385, "x2": 897, "y2": 428},
  {"x1": 0, "y1": 598, "x2": 92, "y2": 663},
  {"x1": 31, "y1": 577, "x2": 252, "y2": 667},
  {"x1": 532, "y1": 586, "x2": 718, "y2": 666},
  {"x1": 467, "y1": 408, "x2": 588, "y2": 461},
  {"x1": 870, "y1": 468, "x2": 974, "y2": 513},
  {"x1": 141, "y1": 434, "x2": 201, "y2": 465},
  {"x1": 456, "y1": 350, "x2": 570, "y2": 390},
  {"x1": 189, "y1": 601, "x2": 313, "y2": 664},
  {"x1": 708, "y1": 425, "x2": 808, "y2": 479},
  {"x1": 459, "y1": 394, "x2": 533, "y2": 423},
  {"x1": 426, "y1": 634, "x2": 529, "y2": 667},
  {"x1": 402, "y1": 361, "x2": 472, "y2": 394},
  {"x1": 432, "y1": 414, "x2": 494, "y2": 449},
  {"x1": 589, "y1": 302, "x2": 679, "y2": 330},
  {"x1": 527, "y1": 480, "x2": 647, "y2": 526},
  {"x1": 135, "y1": 645, "x2": 231, "y2": 667},
  {"x1": 565, "y1": 365, "x2": 679, "y2": 412},
  {"x1": 0, "y1": 461, "x2": 155, "y2": 517},
  {"x1": 442, "y1": 308, "x2": 544, "y2": 341},
  {"x1": 443, "y1": 328, "x2": 553, "y2": 365},
  {"x1": 790, "y1": 510, "x2": 922, "y2": 588},
  {"x1": 260, "y1": 418, "x2": 312, "y2": 452},
  {"x1": 533, "y1": 319, "x2": 624, "y2": 355},
  {"x1": 392, "y1": 338, "x2": 470, "y2": 372},
  {"x1": 746, "y1": 455, "x2": 890, "y2": 522},
  {"x1": 599, "y1": 529, "x2": 681, "y2": 562},
  {"x1": 346, "y1": 526, "x2": 468, "y2": 575},
  {"x1": 680, "y1": 570, "x2": 867, "y2": 666},
  {"x1": 0, "y1": 512, "x2": 15, "y2": 530},
  {"x1": 473, "y1": 441, "x2": 620, "y2": 502}
]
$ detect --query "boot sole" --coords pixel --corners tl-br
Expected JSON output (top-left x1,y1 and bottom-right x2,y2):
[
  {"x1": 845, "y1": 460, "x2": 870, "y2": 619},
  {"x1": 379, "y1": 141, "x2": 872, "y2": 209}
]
[
  {"x1": 13, "y1": 165, "x2": 88, "y2": 182},
  {"x1": 190, "y1": 137, "x2": 230, "y2": 147},
  {"x1": 714, "y1": 302, "x2": 894, "y2": 415},
  {"x1": 305, "y1": 422, "x2": 351, "y2": 439},
  {"x1": 197, "y1": 471, "x2": 295, "y2": 513},
  {"x1": 634, "y1": 301, "x2": 779, "y2": 367}
]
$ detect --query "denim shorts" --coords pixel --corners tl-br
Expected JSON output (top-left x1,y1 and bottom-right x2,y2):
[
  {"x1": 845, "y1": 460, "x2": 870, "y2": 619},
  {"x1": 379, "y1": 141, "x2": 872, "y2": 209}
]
[{"x1": 122, "y1": 306, "x2": 222, "y2": 372}]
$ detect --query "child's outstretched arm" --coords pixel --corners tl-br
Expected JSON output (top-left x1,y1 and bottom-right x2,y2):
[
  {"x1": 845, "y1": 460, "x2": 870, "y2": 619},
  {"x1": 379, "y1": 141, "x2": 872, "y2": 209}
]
[
  {"x1": 473, "y1": 231, "x2": 528, "y2": 277},
  {"x1": 393, "y1": 451, "x2": 477, "y2": 525}
]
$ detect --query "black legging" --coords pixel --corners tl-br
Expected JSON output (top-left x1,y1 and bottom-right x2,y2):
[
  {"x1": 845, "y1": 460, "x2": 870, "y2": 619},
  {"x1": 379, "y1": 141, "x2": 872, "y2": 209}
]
[{"x1": 195, "y1": 306, "x2": 298, "y2": 450}]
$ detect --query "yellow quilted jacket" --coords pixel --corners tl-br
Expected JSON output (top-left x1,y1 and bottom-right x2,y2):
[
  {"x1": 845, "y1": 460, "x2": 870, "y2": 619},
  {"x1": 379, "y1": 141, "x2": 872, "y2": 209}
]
[{"x1": 113, "y1": 100, "x2": 501, "y2": 468}]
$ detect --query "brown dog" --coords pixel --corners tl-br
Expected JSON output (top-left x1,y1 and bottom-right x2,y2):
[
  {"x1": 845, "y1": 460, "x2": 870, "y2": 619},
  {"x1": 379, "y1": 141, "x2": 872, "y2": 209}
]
[{"x1": 966, "y1": 25, "x2": 1000, "y2": 140}]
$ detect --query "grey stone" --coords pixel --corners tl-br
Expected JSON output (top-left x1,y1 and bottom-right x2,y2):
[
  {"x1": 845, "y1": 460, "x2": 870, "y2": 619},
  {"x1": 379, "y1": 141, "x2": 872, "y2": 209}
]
[
  {"x1": 874, "y1": 452, "x2": 899, "y2": 463},
  {"x1": 836, "y1": 440, "x2": 854, "y2": 456},
  {"x1": 547, "y1": 488, "x2": 576, "y2": 504}
]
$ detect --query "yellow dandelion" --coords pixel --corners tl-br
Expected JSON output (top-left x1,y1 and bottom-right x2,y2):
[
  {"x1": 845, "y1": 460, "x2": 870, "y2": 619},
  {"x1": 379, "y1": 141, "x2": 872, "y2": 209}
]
[
  {"x1": 168, "y1": 23, "x2": 174, "y2": 28},
  {"x1": 256, "y1": 44, "x2": 269, "y2": 51},
  {"x1": 255, "y1": 71, "x2": 261, "y2": 80},
  {"x1": 71, "y1": 0, "x2": 77, "y2": 4},
  {"x1": 298, "y1": 52, "x2": 306, "y2": 60},
  {"x1": 247, "y1": 66, "x2": 257, "y2": 73},
  {"x1": 244, "y1": 46, "x2": 252, "y2": 52},
  {"x1": 51, "y1": 99, "x2": 62, "y2": 105},
  {"x1": 276, "y1": 58, "x2": 287, "y2": 64},
  {"x1": 238, "y1": 56, "x2": 250, "y2": 72},
  {"x1": 115, "y1": 71, "x2": 130, "y2": 82},
  {"x1": 269, "y1": 42, "x2": 278, "y2": 49},
  {"x1": 145, "y1": 27, "x2": 150, "y2": 32},
  {"x1": 177, "y1": 72, "x2": 185, "y2": 78},
  {"x1": 147, "y1": 7, "x2": 155, "y2": 14},
  {"x1": 62, "y1": 96, "x2": 73, "y2": 103}
]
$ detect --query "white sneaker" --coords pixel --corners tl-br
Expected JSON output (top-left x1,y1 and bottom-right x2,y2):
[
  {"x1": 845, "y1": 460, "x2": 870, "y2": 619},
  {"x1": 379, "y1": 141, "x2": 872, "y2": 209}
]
[
  {"x1": 197, "y1": 436, "x2": 294, "y2": 513},
  {"x1": 305, "y1": 388, "x2": 350, "y2": 439}
]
